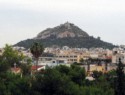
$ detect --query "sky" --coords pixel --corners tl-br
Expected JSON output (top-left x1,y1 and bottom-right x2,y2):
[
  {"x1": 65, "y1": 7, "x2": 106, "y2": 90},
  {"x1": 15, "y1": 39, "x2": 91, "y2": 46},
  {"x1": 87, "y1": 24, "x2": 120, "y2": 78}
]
[{"x1": 0, "y1": 0, "x2": 125, "y2": 48}]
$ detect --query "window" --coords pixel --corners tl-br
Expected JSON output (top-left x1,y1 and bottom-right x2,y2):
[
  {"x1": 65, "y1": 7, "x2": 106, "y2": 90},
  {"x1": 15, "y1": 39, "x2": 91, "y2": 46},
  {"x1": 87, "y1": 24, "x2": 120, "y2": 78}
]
[
  {"x1": 59, "y1": 60, "x2": 64, "y2": 63},
  {"x1": 53, "y1": 61, "x2": 55, "y2": 63}
]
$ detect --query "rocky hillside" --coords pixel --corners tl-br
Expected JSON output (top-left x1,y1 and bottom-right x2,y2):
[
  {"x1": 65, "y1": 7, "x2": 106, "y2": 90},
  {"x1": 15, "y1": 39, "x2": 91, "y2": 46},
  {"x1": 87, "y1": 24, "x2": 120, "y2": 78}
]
[
  {"x1": 36, "y1": 22, "x2": 89, "y2": 39},
  {"x1": 15, "y1": 22, "x2": 115, "y2": 49}
]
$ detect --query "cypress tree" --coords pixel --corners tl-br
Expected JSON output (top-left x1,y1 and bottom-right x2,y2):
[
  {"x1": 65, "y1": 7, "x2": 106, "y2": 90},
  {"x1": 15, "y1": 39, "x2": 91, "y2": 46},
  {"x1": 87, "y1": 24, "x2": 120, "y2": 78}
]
[{"x1": 115, "y1": 58, "x2": 125, "y2": 95}]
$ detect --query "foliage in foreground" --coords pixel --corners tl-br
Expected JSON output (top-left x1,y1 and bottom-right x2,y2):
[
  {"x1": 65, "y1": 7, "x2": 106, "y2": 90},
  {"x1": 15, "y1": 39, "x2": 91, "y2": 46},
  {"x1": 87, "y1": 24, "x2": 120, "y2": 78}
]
[{"x1": 0, "y1": 64, "x2": 115, "y2": 95}]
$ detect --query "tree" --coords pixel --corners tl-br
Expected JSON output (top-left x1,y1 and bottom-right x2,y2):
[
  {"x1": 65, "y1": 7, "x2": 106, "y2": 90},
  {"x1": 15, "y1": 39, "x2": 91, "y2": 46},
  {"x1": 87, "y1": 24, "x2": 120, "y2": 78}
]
[
  {"x1": 2, "y1": 44, "x2": 24, "y2": 67},
  {"x1": 105, "y1": 70, "x2": 116, "y2": 88},
  {"x1": 86, "y1": 58, "x2": 91, "y2": 75},
  {"x1": 115, "y1": 58, "x2": 125, "y2": 95},
  {"x1": 20, "y1": 63, "x2": 31, "y2": 76},
  {"x1": 30, "y1": 42, "x2": 44, "y2": 71},
  {"x1": 92, "y1": 71, "x2": 103, "y2": 80},
  {"x1": 80, "y1": 58, "x2": 84, "y2": 63},
  {"x1": 32, "y1": 66, "x2": 82, "y2": 95},
  {"x1": 69, "y1": 64, "x2": 86, "y2": 85},
  {"x1": 20, "y1": 58, "x2": 32, "y2": 76},
  {"x1": 5, "y1": 73, "x2": 31, "y2": 95}
]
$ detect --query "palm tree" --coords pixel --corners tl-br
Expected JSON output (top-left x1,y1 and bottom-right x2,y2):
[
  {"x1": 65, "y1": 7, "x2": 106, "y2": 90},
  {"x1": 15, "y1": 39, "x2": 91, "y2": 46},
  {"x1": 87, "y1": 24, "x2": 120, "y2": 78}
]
[
  {"x1": 87, "y1": 58, "x2": 91, "y2": 75},
  {"x1": 30, "y1": 42, "x2": 44, "y2": 71}
]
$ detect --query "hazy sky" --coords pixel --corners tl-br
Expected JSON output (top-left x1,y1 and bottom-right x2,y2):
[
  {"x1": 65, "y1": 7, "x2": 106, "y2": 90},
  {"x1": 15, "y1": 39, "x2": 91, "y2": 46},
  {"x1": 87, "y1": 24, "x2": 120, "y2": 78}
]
[{"x1": 0, "y1": 0, "x2": 125, "y2": 47}]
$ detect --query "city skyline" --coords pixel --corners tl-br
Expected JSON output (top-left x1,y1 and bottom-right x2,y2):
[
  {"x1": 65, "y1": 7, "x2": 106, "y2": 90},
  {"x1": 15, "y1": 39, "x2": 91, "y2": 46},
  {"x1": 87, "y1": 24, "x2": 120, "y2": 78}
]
[{"x1": 0, "y1": 0, "x2": 125, "y2": 47}]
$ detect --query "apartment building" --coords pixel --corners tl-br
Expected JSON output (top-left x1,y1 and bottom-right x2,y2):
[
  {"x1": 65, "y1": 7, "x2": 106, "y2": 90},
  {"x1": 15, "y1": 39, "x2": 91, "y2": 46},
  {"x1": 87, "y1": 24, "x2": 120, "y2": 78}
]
[
  {"x1": 38, "y1": 53, "x2": 68, "y2": 67},
  {"x1": 56, "y1": 54, "x2": 78, "y2": 63}
]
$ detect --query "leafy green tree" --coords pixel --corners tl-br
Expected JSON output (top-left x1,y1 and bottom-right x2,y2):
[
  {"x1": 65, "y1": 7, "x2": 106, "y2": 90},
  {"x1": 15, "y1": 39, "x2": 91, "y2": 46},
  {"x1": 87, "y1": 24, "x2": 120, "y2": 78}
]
[
  {"x1": 0, "y1": 57, "x2": 10, "y2": 73},
  {"x1": 105, "y1": 70, "x2": 116, "y2": 88},
  {"x1": 32, "y1": 67, "x2": 82, "y2": 95},
  {"x1": 4, "y1": 73, "x2": 31, "y2": 95},
  {"x1": 55, "y1": 65, "x2": 70, "y2": 75},
  {"x1": 69, "y1": 64, "x2": 86, "y2": 85},
  {"x1": 115, "y1": 58, "x2": 125, "y2": 95},
  {"x1": 2, "y1": 44, "x2": 24, "y2": 67},
  {"x1": 80, "y1": 58, "x2": 84, "y2": 63},
  {"x1": 0, "y1": 81, "x2": 9, "y2": 95},
  {"x1": 30, "y1": 42, "x2": 44, "y2": 71},
  {"x1": 26, "y1": 58, "x2": 32, "y2": 64},
  {"x1": 20, "y1": 63, "x2": 31, "y2": 76},
  {"x1": 92, "y1": 71, "x2": 103, "y2": 81}
]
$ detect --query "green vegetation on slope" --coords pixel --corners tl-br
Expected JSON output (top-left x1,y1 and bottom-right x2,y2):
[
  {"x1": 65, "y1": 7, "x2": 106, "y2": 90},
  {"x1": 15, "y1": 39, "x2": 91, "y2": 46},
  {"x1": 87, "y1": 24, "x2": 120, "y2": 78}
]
[{"x1": 15, "y1": 36, "x2": 115, "y2": 49}]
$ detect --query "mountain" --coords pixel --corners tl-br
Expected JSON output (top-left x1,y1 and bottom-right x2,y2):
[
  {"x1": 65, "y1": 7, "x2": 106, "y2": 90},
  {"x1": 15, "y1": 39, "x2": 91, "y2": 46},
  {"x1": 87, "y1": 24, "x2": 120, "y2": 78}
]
[
  {"x1": 15, "y1": 22, "x2": 115, "y2": 49},
  {"x1": 36, "y1": 22, "x2": 89, "y2": 39}
]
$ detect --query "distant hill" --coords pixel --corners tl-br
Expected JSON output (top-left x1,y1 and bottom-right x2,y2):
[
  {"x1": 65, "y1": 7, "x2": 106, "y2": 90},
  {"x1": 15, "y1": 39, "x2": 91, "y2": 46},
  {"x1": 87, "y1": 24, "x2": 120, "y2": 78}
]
[
  {"x1": 15, "y1": 22, "x2": 115, "y2": 49},
  {"x1": 36, "y1": 22, "x2": 89, "y2": 39}
]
